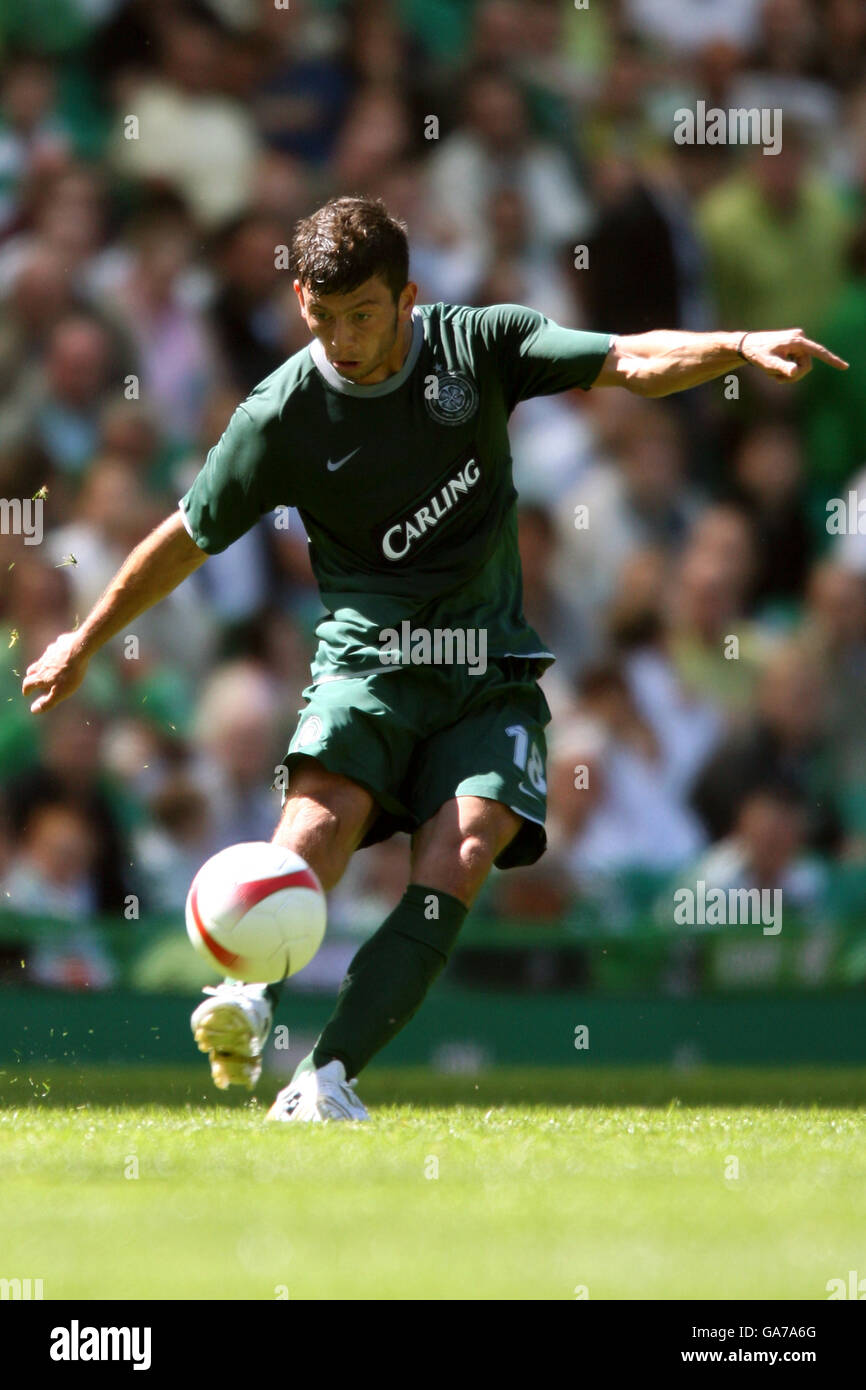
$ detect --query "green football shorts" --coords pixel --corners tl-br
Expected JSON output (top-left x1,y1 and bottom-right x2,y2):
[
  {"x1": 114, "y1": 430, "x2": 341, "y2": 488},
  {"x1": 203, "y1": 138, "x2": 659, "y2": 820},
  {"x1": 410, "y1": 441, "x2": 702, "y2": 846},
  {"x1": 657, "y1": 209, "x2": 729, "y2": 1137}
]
[{"x1": 282, "y1": 656, "x2": 551, "y2": 869}]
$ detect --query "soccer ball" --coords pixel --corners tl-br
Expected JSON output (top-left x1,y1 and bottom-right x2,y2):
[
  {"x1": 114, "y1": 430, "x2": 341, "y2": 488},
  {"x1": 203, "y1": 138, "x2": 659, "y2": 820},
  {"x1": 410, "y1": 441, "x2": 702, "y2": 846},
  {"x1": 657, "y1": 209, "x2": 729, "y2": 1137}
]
[{"x1": 185, "y1": 842, "x2": 326, "y2": 983}]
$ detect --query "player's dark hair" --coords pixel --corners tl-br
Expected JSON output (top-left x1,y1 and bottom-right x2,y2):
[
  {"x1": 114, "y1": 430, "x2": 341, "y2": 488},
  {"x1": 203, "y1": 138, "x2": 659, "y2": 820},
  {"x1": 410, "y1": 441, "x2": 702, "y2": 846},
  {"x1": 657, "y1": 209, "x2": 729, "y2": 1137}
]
[{"x1": 290, "y1": 197, "x2": 409, "y2": 303}]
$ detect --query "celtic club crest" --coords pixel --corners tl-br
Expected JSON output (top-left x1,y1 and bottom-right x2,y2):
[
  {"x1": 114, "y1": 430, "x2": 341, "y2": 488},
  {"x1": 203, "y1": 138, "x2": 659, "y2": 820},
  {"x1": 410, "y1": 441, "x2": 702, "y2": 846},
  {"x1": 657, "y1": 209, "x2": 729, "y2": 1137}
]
[{"x1": 425, "y1": 371, "x2": 479, "y2": 426}]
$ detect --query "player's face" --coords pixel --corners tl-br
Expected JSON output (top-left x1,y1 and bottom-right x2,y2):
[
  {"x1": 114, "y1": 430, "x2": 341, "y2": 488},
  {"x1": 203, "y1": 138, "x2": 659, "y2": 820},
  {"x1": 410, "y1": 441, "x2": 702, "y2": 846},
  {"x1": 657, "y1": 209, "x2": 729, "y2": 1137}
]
[{"x1": 294, "y1": 275, "x2": 417, "y2": 385}]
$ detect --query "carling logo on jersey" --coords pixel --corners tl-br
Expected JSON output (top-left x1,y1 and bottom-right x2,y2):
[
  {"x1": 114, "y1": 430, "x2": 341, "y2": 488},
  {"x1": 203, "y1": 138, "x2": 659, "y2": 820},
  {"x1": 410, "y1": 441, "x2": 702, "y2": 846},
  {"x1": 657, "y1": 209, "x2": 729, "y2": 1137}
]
[{"x1": 380, "y1": 457, "x2": 481, "y2": 562}]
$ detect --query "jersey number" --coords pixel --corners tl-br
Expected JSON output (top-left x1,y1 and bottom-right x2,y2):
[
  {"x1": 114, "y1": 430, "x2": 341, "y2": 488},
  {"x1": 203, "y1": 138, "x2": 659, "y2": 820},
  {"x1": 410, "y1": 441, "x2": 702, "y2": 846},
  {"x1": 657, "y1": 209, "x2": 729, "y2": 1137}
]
[{"x1": 505, "y1": 724, "x2": 547, "y2": 793}]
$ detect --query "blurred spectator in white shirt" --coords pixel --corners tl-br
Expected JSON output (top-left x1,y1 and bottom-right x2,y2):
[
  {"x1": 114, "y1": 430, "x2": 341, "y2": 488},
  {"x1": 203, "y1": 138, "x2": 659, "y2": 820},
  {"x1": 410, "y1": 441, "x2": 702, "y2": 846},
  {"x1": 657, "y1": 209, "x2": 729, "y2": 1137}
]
[
  {"x1": 109, "y1": 14, "x2": 259, "y2": 228},
  {"x1": 99, "y1": 201, "x2": 221, "y2": 447},
  {"x1": 133, "y1": 774, "x2": 218, "y2": 914},
  {"x1": 548, "y1": 667, "x2": 707, "y2": 886},
  {"x1": 555, "y1": 397, "x2": 702, "y2": 613},
  {"x1": 190, "y1": 660, "x2": 284, "y2": 848},
  {"x1": 426, "y1": 68, "x2": 591, "y2": 259},
  {"x1": 624, "y1": 0, "x2": 761, "y2": 55},
  {"x1": 668, "y1": 786, "x2": 829, "y2": 931},
  {"x1": 46, "y1": 455, "x2": 216, "y2": 681}
]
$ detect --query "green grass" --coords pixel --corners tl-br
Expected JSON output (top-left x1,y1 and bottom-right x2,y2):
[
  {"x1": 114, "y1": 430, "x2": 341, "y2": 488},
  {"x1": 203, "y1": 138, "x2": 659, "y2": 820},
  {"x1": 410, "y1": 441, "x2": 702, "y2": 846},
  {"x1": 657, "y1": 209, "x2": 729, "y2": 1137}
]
[{"x1": 1, "y1": 1066, "x2": 865, "y2": 1300}]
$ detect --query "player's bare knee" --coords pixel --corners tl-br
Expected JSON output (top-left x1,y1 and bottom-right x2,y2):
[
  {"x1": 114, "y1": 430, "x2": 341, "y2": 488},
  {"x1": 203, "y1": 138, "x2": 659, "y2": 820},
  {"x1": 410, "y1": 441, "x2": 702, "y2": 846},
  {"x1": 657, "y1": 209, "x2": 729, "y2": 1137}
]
[
  {"x1": 412, "y1": 829, "x2": 496, "y2": 904},
  {"x1": 272, "y1": 768, "x2": 375, "y2": 890},
  {"x1": 276, "y1": 794, "x2": 337, "y2": 843},
  {"x1": 456, "y1": 806, "x2": 520, "y2": 866},
  {"x1": 457, "y1": 848, "x2": 493, "y2": 903},
  {"x1": 456, "y1": 830, "x2": 495, "y2": 883}
]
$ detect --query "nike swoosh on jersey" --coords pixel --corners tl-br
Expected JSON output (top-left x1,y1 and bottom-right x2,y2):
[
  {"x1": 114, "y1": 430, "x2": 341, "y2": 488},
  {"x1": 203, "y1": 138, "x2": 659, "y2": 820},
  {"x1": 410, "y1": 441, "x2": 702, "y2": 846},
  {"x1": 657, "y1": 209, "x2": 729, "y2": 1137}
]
[
  {"x1": 518, "y1": 781, "x2": 544, "y2": 800},
  {"x1": 327, "y1": 448, "x2": 361, "y2": 472}
]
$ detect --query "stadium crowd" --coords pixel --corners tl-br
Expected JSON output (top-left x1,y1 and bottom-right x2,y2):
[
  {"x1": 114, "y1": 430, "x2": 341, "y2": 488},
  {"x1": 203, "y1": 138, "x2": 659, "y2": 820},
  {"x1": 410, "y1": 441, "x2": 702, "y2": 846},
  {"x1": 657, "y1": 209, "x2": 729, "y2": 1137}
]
[{"x1": 0, "y1": 0, "x2": 865, "y2": 985}]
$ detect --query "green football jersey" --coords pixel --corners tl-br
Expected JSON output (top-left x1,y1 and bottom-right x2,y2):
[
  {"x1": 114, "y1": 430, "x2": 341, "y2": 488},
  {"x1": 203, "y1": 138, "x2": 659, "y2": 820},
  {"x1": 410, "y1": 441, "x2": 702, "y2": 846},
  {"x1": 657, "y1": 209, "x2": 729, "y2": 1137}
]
[{"x1": 179, "y1": 303, "x2": 612, "y2": 679}]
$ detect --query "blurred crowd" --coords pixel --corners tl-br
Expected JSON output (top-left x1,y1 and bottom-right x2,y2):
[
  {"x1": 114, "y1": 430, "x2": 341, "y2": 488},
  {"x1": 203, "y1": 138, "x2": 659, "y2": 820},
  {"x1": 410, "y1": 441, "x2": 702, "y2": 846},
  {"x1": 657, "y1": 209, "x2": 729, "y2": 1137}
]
[{"x1": 0, "y1": 0, "x2": 865, "y2": 986}]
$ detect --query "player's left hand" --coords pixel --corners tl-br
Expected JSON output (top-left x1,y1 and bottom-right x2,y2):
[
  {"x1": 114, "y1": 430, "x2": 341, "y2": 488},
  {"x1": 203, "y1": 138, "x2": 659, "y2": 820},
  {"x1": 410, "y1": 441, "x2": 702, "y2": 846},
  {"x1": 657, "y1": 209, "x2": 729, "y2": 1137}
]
[{"x1": 741, "y1": 329, "x2": 849, "y2": 382}]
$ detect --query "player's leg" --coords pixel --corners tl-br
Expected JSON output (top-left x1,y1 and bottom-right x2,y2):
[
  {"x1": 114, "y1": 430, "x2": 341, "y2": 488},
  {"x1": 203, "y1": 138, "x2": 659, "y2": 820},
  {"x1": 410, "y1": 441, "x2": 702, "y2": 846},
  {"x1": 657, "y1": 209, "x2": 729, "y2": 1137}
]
[
  {"x1": 191, "y1": 759, "x2": 376, "y2": 1089},
  {"x1": 304, "y1": 794, "x2": 520, "y2": 1067},
  {"x1": 267, "y1": 662, "x2": 550, "y2": 1121},
  {"x1": 408, "y1": 796, "x2": 523, "y2": 904},
  {"x1": 266, "y1": 795, "x2": 521, "y2": 1121},
  {"x1": 196, "y1": 660, "x2": 423, "y2": 1094},
  {"x1": 269, "y1": 755, "x2": 378, "y2": 887}
]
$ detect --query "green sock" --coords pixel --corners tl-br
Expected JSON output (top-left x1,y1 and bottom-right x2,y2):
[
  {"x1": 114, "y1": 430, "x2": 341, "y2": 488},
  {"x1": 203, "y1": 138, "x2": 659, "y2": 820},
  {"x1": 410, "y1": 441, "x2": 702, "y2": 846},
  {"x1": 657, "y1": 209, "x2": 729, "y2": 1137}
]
[{"x1": 306, "y1": 884, "x2": 468, "y2": 1080}]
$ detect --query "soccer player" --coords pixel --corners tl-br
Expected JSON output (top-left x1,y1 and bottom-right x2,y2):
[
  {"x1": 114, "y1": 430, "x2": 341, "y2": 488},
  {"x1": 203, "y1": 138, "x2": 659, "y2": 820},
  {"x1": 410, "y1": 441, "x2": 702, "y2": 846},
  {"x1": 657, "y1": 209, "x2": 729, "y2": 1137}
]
[{"x1": 23, "y1": 198, "x2": 847, "y2": 1122}]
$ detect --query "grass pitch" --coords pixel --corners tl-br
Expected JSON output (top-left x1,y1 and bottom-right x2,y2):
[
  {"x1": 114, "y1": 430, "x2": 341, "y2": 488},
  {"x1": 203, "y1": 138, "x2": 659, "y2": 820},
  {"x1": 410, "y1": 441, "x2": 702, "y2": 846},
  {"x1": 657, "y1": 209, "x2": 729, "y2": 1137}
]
[{"x1": 1, "y1": 1066, "x2": 864, "y2": 1300}]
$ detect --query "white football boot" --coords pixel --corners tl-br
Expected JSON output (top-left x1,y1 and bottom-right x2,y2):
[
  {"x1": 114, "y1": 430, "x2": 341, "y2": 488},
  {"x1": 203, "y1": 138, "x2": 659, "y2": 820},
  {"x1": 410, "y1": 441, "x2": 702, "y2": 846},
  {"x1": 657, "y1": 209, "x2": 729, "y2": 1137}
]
[
  {"x1": 191, "y1": 981, "x2": 273, "y2": 1090},
  {"x1": 266, "y1": 1059, "x2": 369, "y2": 1123}
]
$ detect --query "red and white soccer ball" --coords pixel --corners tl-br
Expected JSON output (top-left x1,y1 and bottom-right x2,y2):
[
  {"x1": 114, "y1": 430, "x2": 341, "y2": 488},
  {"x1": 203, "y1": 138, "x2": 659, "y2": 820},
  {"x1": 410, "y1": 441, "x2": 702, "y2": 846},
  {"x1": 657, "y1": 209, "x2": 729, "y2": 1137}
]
[{"x1": 185, "y1": 842, "x2": 326, "y2": 983}]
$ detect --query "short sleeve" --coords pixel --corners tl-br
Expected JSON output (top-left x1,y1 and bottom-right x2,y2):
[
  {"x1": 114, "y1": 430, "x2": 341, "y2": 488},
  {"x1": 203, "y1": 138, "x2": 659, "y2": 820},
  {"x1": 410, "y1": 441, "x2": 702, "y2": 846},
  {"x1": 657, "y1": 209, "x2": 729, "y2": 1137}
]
[
  {"x1": 179, "y1": 402, "x2": 281, "y2": 555},
  {"x1": 476, "y1": 304, "x2": 613, "y2": 408}
]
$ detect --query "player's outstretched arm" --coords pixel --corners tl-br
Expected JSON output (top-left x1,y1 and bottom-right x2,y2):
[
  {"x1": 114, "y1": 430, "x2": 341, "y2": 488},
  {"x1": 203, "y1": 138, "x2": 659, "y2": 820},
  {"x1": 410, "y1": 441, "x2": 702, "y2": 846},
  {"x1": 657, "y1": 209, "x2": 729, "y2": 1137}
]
[
  {"x1": 22, "y1": 510, "x2": 207, "y2": 714},
  {"x1": 593, "y1": 328, "x2": 848, "y2": 397}
]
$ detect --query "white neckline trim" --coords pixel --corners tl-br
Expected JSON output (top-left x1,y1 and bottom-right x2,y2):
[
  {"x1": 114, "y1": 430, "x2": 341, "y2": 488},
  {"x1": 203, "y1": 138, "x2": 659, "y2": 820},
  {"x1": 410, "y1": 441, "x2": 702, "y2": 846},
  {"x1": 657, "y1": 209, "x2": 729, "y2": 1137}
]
[{"x1": 309, "y1": 310, "x2": 424, "y2": 397}]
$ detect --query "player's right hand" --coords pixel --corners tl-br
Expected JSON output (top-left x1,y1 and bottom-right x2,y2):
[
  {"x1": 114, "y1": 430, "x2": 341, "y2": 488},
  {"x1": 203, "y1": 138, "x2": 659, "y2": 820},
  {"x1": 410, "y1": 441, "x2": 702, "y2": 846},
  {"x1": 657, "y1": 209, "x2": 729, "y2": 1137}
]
[{"x1": 21, "y1": 632, "x2": 89, "y2": 714}]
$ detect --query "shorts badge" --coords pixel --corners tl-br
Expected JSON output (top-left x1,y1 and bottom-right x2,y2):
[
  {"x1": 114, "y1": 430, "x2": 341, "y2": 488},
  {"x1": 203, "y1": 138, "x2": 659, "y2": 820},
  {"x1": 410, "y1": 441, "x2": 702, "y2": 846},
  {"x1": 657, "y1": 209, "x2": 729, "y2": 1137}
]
[{"x1": 295, "y1": 715, "x2": 323, "y2": 748}]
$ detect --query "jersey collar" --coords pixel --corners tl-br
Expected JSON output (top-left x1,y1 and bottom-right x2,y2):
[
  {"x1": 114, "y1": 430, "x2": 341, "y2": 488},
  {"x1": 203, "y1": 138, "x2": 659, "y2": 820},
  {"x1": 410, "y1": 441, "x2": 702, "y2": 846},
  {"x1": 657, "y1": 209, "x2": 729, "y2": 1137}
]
[{"x1": 309, "y1": 309, "x2": 424, "y2": 397}]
